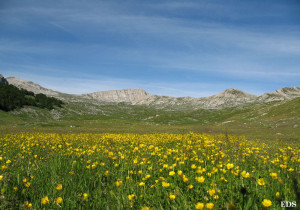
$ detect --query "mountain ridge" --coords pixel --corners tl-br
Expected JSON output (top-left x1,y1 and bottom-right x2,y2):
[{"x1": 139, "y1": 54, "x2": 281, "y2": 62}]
[{"x1": 3, "y1": 75, "x2": 300, "y2": 109}]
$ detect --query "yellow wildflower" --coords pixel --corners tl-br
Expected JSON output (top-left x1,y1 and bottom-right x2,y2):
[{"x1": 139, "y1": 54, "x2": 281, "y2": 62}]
[
  {"x1": 226, "y1": 163, "x2": 234, "y2": 170},
  {"x1": 128, "y1": 194, "x2": 135, "y2": 201},
  {"x1": 262, "y1": 199, "x2": 272, "y2": 207},
  {"x1": 206, "y1": 202, "x2": 214, "y2": 209},
  {"x1": 83, "y1": 193, "x2": 88, "y2": 201},
  {"x1": 41, "y1": 196, "x2": 49, "y2": 204},
  {"x1": 169, "y1": 194, "x2": 176, "y2": 200},
  {"x1": 258, "y1": 178, "x2": 266, "y2": 186},
  {"x1": 162, "y1": 182, "x2": 170, "y2": 187},
  {"x1": 56, "y1": 184, "x2": 62, "y2": 190},
  {"x1": 56, "y1": 197, "x2": 63, "y2": 204},
  {"x1": 195, "y1": 176, "x2": 205, "y2": 183},
  {"x1": 169, "y1": 171, "x2": 175, "y2": 176},
  {"x1": 195, "y1": 202, "x2": 204, "y2": 210}
]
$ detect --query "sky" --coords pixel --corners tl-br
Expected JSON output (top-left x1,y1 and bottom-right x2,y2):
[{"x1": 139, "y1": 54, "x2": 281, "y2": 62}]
[{"x1": 0, "y1": 0, "x2": 300, "y2": 97}]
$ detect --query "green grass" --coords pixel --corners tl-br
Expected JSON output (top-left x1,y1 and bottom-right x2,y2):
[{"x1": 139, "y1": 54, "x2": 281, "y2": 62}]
[
  {"x1": 0, "y1": 133, "x2": 299, "y2": 209},
  {"x1": 0, "y1": 97, "x2": 299, "y2": 141}
]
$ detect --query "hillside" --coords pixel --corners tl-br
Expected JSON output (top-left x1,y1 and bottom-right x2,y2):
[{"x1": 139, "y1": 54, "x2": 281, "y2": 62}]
[
  {"x1": 0, "y1": 75, "x2": 299, "y2": 139},
  {"x1": 0, "y1": 83, "x2": 63, "y2": 111}
]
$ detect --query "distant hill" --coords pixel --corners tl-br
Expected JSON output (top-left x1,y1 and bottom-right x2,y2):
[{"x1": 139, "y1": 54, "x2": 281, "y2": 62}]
[
  {"x1": 4, "y1": 75, "x2": 300, "y2": 109},
  {"x1": 1, "y1": 74, "x2": 300, "y2": 139},
  {"x1": 0, "y1": 82, "x2": 63, "y2": 111}
]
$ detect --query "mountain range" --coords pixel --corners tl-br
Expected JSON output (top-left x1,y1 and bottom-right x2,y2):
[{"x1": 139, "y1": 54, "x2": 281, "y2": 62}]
[
  {"x1": 2, "y1": 75, "x2": 300, "y2": 109},
  {"x1": 1, "y1": 74, "x2": 300, "y2": 139}
]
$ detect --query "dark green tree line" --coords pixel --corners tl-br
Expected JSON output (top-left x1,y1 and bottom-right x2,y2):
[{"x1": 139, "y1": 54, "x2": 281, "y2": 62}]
[{"x1": 0, "y1": 83, "x2": 63, "y2": 111}]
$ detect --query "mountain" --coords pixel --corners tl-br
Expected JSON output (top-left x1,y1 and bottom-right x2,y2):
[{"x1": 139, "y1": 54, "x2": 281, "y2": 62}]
[
  {"x1": 83, "y1": 89, "x2": 151, "y2": 103},
  {"x1": 0, "y1": 74, "x2": 8, "y2": 84},
  {"x1": 259, "y1": 87, "x2": 300, "y2": 102},
  {"x1": 6, "y1": 77, "x2": 61, "y2": 96},
  {"x1": 1, "y1": 74, "x2": 300, "y2": 139},
  {"x1": 2, "y1": 75, "x2": 300, "y2": 109}
]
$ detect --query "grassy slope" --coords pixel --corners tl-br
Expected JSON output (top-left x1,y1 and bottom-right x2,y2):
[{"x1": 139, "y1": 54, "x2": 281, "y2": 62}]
[{"x1": 0, "y1": 97, "x2": 299, "y2": 140}]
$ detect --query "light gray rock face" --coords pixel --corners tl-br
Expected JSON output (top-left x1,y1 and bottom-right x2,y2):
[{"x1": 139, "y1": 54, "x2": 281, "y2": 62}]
[
  {"x1": 83, "y1": 89, "x2": 151, "y2": 103},
  {"x1": 0, "y1": 74, "x2": 8, "y2": 84},
  {"x1": 259, "y1": 87, "x2": 300, "y2": 102},
  {"x1": 6, "y1": 77, "x2": 59, "y2": 96},
  {"x1": 205, "y1": 88, "x2": 258, "y2": 108},
  {"x1": 136, "y1": 88, "x2": 258, "y2": 109}
]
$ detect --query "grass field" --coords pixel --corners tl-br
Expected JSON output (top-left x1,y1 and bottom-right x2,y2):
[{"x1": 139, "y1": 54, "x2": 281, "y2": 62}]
[{"x1": 0, "y1": 132, "x2": 299, "y2": 209}]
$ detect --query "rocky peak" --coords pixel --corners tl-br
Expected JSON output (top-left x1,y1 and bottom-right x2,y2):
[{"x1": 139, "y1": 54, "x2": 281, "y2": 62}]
[
  {"x1": 213, "y1": 88, "x2": 257, "y2": 99},
  {"x1": 0, "y1": 74, "x2": 8, "y2": 84},
  {"x1": 83, "y1": 88, "x2": 151, "y2": 103},
  {"x1": 6, "y1": 77, "x2": 59, "y2": 96},
  {"x1": 259, "y1": 87, "x2": 300, "y2": 102}
]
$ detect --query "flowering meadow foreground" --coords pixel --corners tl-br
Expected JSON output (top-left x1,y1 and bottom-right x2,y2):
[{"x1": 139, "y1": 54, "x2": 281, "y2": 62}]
[{"x1": 0, "y1": 133, "x2": 299, "y2": 209}]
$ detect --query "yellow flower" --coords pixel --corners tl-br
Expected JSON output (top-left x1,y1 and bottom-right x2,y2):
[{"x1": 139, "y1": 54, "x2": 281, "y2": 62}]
[
  {"x1": 56, "y1": 184, "x2": 62, "y2": 190},
  {"x1": 0, "y1": 175, "x2": 3, "y2": 181},
  {"x1": 206, "y1": 202, "x2": 214, "y2": 209},
  {"x1": 116, "y1": 180, "x2": 122, "y2": 187},
  {"x1": 270, "y1": 173, "x2": 278, "y2": 180},
  {"x1": 226, "y1": 163, "x2": 234, "y2": 170},
  {"x1": 183, "y1": 176, "x2": 189, "y2": 182},
  {"x1": 258, "y1": 178, "x2": 266, "y2": 186},
  {"x1": 23, "y1": 178, "x2": 27, "y2": 183},
  {"x1": 208, "y1": 189, "x2": 216, "y2": 196},
  {"x1": 262, "y1": 199, "x2": 272, "y2": 207},
  {"x1": 177, "y1": 170, "x2": 183, "y2": 175},
  {"x1": 41, "y1": 196, "x2": 49, "y2": 204},
  {"x1": 195, "y1": 202, "x2": 204, "y2": 210},
  {"x1": 13, "y1": 186, "x2": 18, "y2": 191},
  {"x1": 83, "y1": 193, "x2": 88, "y2": 201},
  {"x1": 276, "y1": 192, "x2": 280, "y2": 197},
  {"x1": 128, "y1": 194, "x2": 135, "y2": 201},
  {"x1": 169, "y1": 194, "x2": 176, "y2": 200},
  {"x1": 25, "y1": 182, "x2": 31, "y2": 187},
  {"x1": 139, "y1": 182, "x2": 145, "y2": 187},
  {"x1": 191, "y1": 164, "x2": 197, "y2": 169},
  {"x1": 141, "y1": 207, "x2": 149, "y2": 210},
  {"x1": 188, "y1": 184, "x2": 193, "y2": 189},
  {"x1": 195, "y1": 176, "x2": 205, "y2": 183},
  {"x1": 241, "y1": 171, "x2": 250, "y2": 178},
  {"x1": 24, "y1": 201, "x2": 32, "y2": 208},
  {"x1": 56, "y1": 197, "x2": 63, "y2": 204},
  {"x1": 169, "y1": 171, "x2": 175, "y2": 176},
  {"x1": 162, "y1": 182, "x2": 170, "y2": 187}
]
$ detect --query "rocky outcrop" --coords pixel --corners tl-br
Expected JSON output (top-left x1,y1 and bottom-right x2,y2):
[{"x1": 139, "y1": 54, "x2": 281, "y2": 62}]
[
  {"x1": 259, "y1": 87, "x2": 300, "y2": 102},
  {"x1": 205, "y1": 88, "x2": 258, "y2": 108},
  {"x1": 83, "y1": 89, "x2": 151, "y2": 103},
  {"x1": 6, "y1": 77, "x2": 60, "y2": 96},
  {"x1": 0, "y1": 74, "x2": 8, "y2": 84},
  {"x1": 135, "y1": 88, "x2": 258, "y2": 109}
]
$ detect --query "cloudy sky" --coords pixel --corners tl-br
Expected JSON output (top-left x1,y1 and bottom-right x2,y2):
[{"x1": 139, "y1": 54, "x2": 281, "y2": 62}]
[{"x1": 1, "y1": 0, "x2": 300, "y2": 97}]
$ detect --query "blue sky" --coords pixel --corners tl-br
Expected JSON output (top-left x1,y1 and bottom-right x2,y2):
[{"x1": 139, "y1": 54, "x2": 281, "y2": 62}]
[{"x1": 1, "y1": 0, "x2": 300, "y2": 97}]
